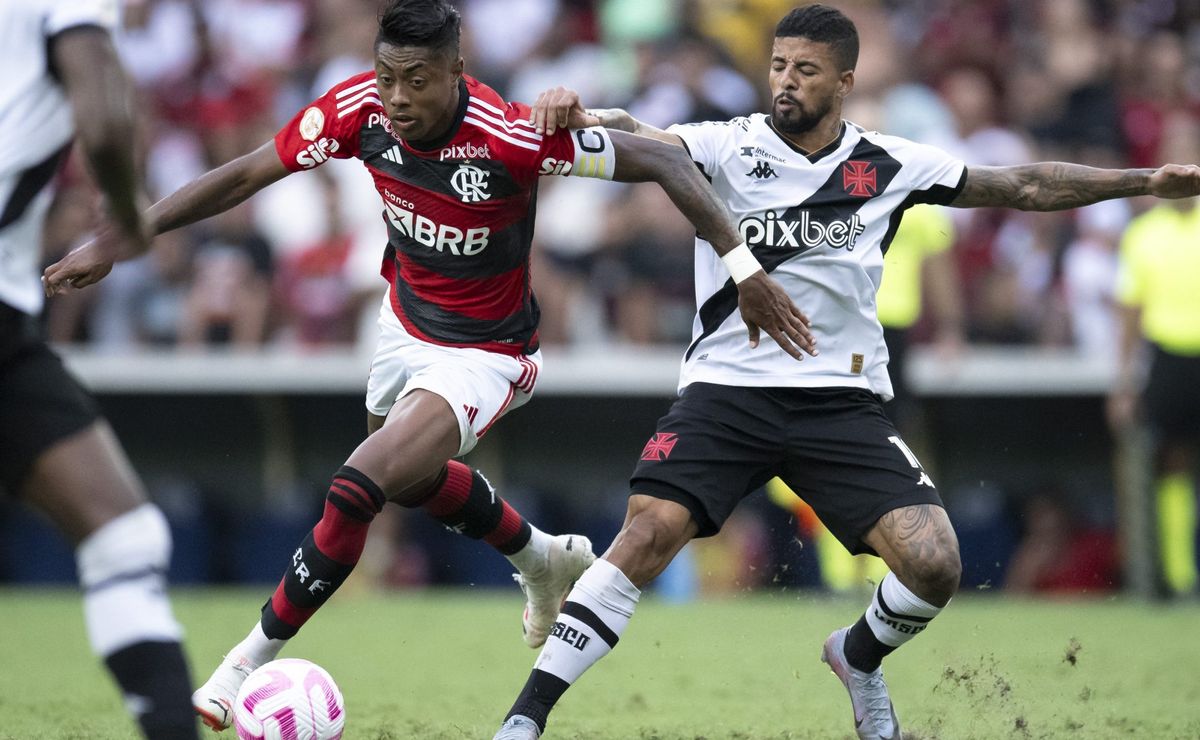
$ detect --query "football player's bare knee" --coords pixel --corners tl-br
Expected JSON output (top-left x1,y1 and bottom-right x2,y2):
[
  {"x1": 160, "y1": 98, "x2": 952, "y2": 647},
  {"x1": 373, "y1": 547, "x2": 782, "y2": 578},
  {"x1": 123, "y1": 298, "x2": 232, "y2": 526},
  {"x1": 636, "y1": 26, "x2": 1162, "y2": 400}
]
[
  {"x1": 605, "y1": 498, "x2": 695, "y2": 586},
  {"x1": 905, "y1": 545, "x2": 961, "y2": 606},
  {"x1": 867, "y1": 504, "x2": 961, "y2": 606},
  {"x1": 347, "y1": 390, "x2": 461, "y2": 493},
  {"x1": 22, "y1": 422, "x2": 145, "y2": 545}
]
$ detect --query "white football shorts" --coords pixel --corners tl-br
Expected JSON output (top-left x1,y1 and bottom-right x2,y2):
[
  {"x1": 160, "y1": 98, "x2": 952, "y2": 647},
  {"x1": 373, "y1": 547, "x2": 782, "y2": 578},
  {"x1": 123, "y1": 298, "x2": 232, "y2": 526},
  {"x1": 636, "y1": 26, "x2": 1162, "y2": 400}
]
[{"x1": 365, "y1": 296, "x2": 541, "y2": 456}]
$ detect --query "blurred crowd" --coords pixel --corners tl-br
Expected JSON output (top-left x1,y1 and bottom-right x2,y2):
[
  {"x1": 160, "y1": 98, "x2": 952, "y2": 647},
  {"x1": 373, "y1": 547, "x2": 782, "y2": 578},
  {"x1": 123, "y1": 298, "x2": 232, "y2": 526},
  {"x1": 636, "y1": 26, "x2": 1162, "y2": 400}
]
[{"x1": 41, "y1": 0, "x2": 1200, "y2": 354}]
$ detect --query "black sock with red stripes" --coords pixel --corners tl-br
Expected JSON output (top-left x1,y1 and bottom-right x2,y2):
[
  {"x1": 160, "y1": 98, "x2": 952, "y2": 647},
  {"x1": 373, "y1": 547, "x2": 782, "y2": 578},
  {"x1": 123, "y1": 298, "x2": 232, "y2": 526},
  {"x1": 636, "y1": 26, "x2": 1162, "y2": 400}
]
[
  {"x1": 260, "y1": 466, "x2": 385, "y2": 640},
  {"x1": 409, "y1": 460, "x2": 532, "y2": 555}
]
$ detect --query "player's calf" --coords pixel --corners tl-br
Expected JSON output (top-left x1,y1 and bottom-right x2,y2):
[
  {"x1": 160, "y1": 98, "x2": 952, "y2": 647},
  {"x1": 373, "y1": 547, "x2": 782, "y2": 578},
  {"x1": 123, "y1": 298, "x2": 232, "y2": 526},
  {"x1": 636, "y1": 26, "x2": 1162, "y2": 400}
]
[
  {"x1": 406, "y1": 460, "x2": 598, "y2": 645},
  {"x1": 408, "y1": 461, "x2": 532, "y2": 554},
  {"x1": 77, "y1": 503, "x2": 197, "y2": 739},
  {"x1": 260, "y1": 464, "x2": 386, "y2": 640},
  {"x1": 503, "y1": 559, "x2": 640, "y2": 734},
  {"x1": 194, "y1": 465, "x2": 386, "y2": 730}
]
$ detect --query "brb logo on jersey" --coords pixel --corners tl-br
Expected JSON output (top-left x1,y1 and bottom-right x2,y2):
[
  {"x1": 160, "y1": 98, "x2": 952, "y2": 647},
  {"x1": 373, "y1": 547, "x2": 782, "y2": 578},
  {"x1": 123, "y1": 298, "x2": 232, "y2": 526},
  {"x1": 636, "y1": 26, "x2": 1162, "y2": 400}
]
[
  {"x1": 382, "y1": 189, "x2": 490, "y2": 255},
  {"x1": 450, "y1": 164, "x2": 491, "y2": 203},
  {"x1": 296, "y1": 138, "x2": 340, "y2": 169},
  {"x1": 739, "y1": 210, "x2": 866, "y2": 251}
]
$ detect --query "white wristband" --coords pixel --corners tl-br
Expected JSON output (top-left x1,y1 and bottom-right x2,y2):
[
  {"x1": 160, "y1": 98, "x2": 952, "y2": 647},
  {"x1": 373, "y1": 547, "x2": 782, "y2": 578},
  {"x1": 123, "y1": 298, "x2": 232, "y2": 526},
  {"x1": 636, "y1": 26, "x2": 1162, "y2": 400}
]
[{"x1": 720, "y1": 243, "x2": 762, "y2": 284}]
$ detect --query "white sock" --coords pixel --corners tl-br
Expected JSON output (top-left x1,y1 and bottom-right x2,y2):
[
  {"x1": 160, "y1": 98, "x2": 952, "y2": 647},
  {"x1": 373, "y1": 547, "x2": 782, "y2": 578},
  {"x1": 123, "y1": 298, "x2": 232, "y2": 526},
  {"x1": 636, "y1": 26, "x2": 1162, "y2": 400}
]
[
  {"x1": 230, "y1": 621, "x2": 287, "y2": 668},
  {"x1": 506, "y1": 525, "x2": 553, "y2": 574},
  {"x1": 534, "y1": 558, "x2": 640, "y2": 683},
  {"x1": 76, "y1": 504, "x2": 182, "y2": 657},
  {"x1": 864, "y1": 571, "x2": 943, "y2": 648}
]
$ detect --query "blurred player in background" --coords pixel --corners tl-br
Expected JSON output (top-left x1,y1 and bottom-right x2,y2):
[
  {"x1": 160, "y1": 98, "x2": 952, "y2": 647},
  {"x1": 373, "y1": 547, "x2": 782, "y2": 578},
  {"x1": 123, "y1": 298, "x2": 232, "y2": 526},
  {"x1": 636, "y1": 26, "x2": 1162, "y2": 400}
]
[
  {"x1": 1108, "y1": 113, "x2": 1200, "y2": 598},
  {"x1": 495, "y1": 5, "x2": 1200, "y2": 739},
  {"x1": 44, "y1": 0, "x2": 814, "y2": 731},
  {"x1": 0, "y1": 1, "x2": 197, "y2": 737}
]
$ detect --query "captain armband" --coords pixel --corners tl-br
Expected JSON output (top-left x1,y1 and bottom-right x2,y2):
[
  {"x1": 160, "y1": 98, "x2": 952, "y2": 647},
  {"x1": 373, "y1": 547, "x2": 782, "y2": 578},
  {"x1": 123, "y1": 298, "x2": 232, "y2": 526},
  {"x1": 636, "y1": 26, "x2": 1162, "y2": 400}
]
[{"x1": 568, "y1": 126, "x2": 615, "y2": 180}]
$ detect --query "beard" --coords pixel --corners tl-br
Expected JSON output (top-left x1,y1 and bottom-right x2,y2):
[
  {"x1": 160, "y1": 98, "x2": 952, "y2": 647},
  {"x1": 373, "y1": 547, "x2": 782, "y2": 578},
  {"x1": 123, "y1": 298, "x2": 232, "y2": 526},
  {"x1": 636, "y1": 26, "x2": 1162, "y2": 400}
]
[{"x1": 772, "y1": 95, "x2": 831, "y2": 135}]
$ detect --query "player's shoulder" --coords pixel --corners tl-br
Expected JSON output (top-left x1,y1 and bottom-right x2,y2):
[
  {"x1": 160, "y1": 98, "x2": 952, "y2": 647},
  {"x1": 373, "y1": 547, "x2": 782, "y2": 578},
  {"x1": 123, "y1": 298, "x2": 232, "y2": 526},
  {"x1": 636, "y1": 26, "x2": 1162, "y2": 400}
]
[
  {"x1": 307, "y1": 71, "x2": 381, "y2": 132},
  {"x1": 853, "y1": 125, "x2": 955, "y2": 162},
  {"x1": 322, "y1": 71, "x2": 379, "y2": 103},
  {"x1": 670, "y1": 113, "x2": 759, "y2": 137},
  {"x1": 461, "y1": 75, "x2": 546, "y2": 158}
]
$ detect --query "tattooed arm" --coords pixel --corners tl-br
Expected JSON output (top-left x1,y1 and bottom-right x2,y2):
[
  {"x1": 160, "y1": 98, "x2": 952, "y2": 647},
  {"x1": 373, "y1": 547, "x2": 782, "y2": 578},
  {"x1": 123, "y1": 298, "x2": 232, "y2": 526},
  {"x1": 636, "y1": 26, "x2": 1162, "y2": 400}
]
[{"x1": 951, "y1": 162, "x2": 1200, "y2": 211}]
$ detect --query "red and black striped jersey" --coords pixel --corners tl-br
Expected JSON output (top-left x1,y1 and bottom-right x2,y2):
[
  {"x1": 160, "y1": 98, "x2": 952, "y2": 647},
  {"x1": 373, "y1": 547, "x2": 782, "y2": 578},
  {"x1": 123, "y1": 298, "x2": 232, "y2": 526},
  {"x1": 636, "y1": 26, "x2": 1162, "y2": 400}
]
[{"x1": 273, "y1": 72, "x2": 616, "y2": 356}]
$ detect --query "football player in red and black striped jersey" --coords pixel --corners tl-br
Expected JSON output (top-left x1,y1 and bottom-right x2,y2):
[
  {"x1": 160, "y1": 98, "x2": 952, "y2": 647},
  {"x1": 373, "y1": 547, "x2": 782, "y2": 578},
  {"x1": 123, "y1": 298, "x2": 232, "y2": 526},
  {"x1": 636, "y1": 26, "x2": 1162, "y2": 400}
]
[{"x1": 43, "y1": 0, "x2": 816, "y2": 731}]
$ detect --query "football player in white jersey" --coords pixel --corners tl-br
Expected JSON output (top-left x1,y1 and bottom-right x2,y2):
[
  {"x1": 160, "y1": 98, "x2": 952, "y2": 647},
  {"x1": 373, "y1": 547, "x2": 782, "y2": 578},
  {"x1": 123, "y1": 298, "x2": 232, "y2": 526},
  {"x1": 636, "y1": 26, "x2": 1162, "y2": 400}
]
[
  {"x1": 0, "y1": 1, "x2": 198, "y2": 737},
  {"x1": 493, "y1": 5, "x2": 1200, "y2": 739}
]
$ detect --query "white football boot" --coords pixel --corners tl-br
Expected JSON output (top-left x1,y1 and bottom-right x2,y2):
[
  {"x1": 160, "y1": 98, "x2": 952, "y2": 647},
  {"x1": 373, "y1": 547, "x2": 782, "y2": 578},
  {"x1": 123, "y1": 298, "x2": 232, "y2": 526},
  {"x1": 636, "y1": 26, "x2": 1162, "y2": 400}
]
[
  {"x1": 191, "y1": 653, "x2": 255, "y2": 731},
  {"x1": 821, "y1": 627, "x2": 902, "y2": 740},
  {"x1": 513, "y1": 534, "x2": 595, "y2": 648},
  {"x1": 493, "y1": 714, "x2": 542, "y2": 739}
]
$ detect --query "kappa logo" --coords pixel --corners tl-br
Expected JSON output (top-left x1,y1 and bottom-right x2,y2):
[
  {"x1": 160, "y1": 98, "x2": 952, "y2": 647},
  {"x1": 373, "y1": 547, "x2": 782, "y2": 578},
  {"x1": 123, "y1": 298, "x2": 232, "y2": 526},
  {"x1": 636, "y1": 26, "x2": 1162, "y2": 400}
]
[
  {"x1": 640, "y1": 433, "x2": 678, "y2": 462},
  {"x1": 842, "y1": 160, "x2": 877, "y2": 197},
  {"x1": 746, "y1": 160, "x2": 779, "y2": 179},
  {"x1": 381, "y1": 145, "x2": 404, "y2": 164},
  {"x1": 450, "y1": 163, "x2": 491, "y2": 202}
]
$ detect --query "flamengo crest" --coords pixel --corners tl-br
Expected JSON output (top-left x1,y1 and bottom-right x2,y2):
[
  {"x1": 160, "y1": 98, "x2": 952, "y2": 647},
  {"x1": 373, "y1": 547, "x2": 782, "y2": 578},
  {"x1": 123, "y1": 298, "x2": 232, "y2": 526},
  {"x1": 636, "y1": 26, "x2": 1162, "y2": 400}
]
[{"x1": 450, "y1": 164, "x2": 491, "y2": 202}]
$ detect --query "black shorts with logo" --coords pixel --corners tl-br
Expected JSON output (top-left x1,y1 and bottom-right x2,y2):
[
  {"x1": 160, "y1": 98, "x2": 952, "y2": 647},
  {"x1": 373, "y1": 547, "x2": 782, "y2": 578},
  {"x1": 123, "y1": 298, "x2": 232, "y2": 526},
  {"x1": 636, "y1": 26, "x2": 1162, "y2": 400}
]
[
  {"x1": 1144, "y1": 345, "x2": 1200, "y2": 444},
  {"x1": 630, "y1": 383, "x2": 944, "y2": 555},
  {"x1": 0, "y1": 302, "x2": 99, "y2": 495}
]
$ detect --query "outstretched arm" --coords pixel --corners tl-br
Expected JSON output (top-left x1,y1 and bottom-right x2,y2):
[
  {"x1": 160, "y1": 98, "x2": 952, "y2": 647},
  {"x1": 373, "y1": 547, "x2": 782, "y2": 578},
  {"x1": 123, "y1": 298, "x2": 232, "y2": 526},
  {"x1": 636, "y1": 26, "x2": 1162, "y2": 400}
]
[
  {"x1": 44, "y1": 141, "x2": 288, "y2": 294},
  {"x1": 145, "y1": 142, "x2": 289, "y2": 235},
  {"x1": 531, "y1": 87, "x2": 817, "y2": 358},
  {"x1": 607, "y1": 129, "x2": 816, "y2": 359},
  {"x1": 529, "y1": 87, "x2": 682, "y2": 146},
  {"x1": 951, "y1": 163, "x2": 1200, "y2": 211}
]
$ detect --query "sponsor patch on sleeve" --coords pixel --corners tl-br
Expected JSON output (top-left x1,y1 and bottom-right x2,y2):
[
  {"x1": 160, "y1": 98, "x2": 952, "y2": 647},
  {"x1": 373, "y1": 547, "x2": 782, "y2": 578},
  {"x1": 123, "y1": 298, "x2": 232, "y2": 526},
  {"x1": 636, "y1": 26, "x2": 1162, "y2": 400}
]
[{"x1": 299, "y1": 107, "x2": 325, "y2": 142}]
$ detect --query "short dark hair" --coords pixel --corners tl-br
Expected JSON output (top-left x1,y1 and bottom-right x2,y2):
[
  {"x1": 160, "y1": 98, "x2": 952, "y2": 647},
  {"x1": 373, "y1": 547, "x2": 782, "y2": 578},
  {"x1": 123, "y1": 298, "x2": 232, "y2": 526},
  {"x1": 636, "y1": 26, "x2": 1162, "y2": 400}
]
[
  {"x1": 376, "y1": 0, "x2": 461, "y2": 56},
  {"x1": 775, "y1": 4, "x2": 859, "y2": 72}
]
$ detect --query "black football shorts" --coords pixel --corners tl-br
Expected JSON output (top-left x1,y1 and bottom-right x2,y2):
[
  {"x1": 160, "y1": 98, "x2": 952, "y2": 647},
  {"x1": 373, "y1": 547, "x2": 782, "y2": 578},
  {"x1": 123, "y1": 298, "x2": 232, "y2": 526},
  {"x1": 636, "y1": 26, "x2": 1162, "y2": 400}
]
[
  {"x1": 1144, "y1": 345, "x2": 1200, "y2": 444},
  {"x1": 0, "y1": 303, "x2": 99, "y2": 495},
  {"x1": 630, "y1": 382, "x2": 944, "y2": 555}
]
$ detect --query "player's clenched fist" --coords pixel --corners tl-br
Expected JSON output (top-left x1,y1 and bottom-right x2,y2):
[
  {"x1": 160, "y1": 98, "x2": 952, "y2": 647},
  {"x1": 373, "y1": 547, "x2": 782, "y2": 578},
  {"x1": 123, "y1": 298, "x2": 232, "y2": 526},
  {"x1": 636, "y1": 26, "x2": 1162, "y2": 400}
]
[{"x1": 1148, "y1": 163, "x2": 1200, "y2": 199}]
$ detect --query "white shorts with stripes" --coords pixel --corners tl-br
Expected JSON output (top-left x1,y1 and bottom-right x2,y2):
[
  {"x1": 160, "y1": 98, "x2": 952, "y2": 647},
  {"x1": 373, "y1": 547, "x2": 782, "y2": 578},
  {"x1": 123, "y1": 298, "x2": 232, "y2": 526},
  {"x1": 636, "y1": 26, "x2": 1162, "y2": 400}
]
[{"x1": 365, "y1": 297, "x2": 541, "y2": 456}]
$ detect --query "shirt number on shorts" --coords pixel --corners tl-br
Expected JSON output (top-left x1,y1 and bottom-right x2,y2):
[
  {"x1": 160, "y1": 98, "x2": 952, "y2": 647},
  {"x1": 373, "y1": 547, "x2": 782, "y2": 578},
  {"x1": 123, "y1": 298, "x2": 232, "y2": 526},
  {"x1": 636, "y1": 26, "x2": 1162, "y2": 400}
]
[{"x1": 888, "y1": 436, "x2": 935, "y2": 487}]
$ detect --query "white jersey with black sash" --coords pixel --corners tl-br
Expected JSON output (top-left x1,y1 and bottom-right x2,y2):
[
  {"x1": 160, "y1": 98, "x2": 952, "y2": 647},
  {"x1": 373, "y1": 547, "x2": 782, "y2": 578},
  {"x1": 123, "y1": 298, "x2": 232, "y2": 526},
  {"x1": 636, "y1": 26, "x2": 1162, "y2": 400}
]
[
  {"x1": 668, "y1": 114, "x2": 966, "y2": 401},
  {"x1": 0, "y1": 0, "x2": 120, "y2": 315}
]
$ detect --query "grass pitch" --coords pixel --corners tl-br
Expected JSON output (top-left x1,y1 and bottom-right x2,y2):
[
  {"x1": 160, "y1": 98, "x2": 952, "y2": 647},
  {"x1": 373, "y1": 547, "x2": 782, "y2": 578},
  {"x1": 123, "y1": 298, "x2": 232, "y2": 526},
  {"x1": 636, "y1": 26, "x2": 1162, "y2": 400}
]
[{"x1": 2, "y1": 587, "x2": 1198, "y2": 739}]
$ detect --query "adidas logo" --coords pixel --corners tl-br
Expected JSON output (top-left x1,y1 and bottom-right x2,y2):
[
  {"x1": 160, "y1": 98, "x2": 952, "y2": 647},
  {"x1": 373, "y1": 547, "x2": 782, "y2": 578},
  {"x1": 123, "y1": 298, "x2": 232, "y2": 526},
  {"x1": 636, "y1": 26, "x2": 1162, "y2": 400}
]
[{"x1": 382, "y1": 145, "x2": 404, "y2": 164}]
